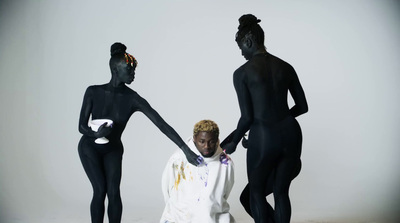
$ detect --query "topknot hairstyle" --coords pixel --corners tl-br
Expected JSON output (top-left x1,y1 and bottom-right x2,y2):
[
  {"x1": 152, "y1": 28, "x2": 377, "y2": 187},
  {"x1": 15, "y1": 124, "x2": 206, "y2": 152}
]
[
  {"x1": 110, "y1": 42, "x2": 127, "y2": 56},
  {"x1": 235, "y1": 14, "x2": 265, "y2": 45},
  {"x1": 109, "y1": 42, "x2": 138, "y2": 70},
  {"x1": 193, "y1": 120, "x2": 219, "y2": 138}
]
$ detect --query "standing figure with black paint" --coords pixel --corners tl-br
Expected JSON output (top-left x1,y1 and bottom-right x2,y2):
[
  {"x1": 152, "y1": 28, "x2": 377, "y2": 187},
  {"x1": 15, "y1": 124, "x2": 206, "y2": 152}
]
[
  {"x1": 222, "y1": 14, "x2": 308, "y2": 223},
  {"x1": 78, "y1": 42, "x2": 201, "y2": 223}
]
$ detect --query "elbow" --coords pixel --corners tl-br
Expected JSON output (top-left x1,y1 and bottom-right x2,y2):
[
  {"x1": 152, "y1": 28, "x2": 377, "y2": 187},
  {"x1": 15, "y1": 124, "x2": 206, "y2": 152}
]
[
  {"x1": 240, "y1": 116, "x2": 253, "y2": 128},
  {"x1": 290, "y1": 103, "x2": 308, "y2": 117},
  {"x1": 299, "y1": 104, "x2": 308, "y2": 116},
  {"x1": 303, "y1": 102, "x2": 309, "y2": 114},
  {"x1": 78, "y1": 124, "x2": 86, "y2": 135},
  {"x1": 302, "y1": 104, "x2": 308, "y2": 114}
]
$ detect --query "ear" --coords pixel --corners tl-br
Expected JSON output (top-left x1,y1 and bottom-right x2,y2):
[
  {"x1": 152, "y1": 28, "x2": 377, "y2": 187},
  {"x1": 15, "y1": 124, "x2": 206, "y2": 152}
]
[
  {"x1": 242, "y1": 33, "x2": 253, "y2": 49},
  {"x1": 245, "y1": 37, "x2": 253, "y2": 49},
  {"x1": 111, "y1": 64, "x2": 118, "y2": 75}
]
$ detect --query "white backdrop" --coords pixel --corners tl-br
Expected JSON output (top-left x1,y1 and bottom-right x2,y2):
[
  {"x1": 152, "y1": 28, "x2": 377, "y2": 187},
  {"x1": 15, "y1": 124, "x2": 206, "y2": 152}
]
[{"x1": 1, "y1": 0, "x2": 399, "y2": 222}]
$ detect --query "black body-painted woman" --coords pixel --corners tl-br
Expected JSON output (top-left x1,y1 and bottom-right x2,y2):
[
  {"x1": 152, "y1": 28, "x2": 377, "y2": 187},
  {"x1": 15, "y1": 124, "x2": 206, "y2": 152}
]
[
  {"x1": 221, "y1": 15, "x2": 308, "y2": 223},
  {"x1": 78, "y1": 42, "x2": 201, "y2": 223}
]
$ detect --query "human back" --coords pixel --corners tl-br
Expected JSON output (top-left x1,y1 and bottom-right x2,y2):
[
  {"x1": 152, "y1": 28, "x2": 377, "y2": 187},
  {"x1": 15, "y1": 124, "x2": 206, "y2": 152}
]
[
  {"x1": 85, "y1": 83, "x2": 145, "y2": 141},
  {"x1": 236, "y1": 52, "x2": 298, "y2": 124}
]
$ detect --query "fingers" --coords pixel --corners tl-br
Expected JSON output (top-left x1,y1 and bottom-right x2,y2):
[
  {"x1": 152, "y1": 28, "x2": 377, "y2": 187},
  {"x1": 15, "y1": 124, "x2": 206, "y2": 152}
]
[
  {"x1": 97, "y1": 122, "x2": 112, "y2": 138},
  {"x1": 183, "y1": 149, "x2": 203, "y2": 166},
  {"x1": 241, "y1": 137, "x2": 248, "y2": 148},
  {"x1": 220, "y1": 152, "x2": 230, "y2": 165},
  {"x1": 196, "y1": 156, "x2": 204, "y2": 166},
  {"x1": 188, "y1": 156, "x2": 202, "y2": 166},
  {"x1": 228, "y1": 148, "x2": 236, "y2": 154},
  {"x1": 98, "y1": 122, "x2": 107, "y2": 131}
]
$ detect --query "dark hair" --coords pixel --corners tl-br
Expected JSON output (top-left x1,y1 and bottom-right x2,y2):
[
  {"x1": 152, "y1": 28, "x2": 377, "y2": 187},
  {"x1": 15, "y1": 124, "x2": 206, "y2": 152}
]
[
  {"x1": 109, "y1": 42, "x2": 126, "y2": 70},
  {"x1": 110, "y1": 42, "x2": 127, "y2": 57},
  {"x1": 235, "y1": 14, "x2": 265, "y2": 45},
  {"x1": 109, "y1": 42, "x2": 137, "y2": 70}
]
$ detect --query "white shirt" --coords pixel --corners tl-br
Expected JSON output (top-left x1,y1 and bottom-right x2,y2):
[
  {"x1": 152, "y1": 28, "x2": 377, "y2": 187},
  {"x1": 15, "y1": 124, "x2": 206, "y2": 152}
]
[{"x1": 160, "y1": 137, "x2": 235, "y2": 223}]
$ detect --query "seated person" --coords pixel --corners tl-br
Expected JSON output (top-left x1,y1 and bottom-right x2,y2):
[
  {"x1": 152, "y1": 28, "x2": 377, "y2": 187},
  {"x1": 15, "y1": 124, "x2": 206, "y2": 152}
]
[{"x1": 160, "y1": 120, "x2": 235, "y2": 223}]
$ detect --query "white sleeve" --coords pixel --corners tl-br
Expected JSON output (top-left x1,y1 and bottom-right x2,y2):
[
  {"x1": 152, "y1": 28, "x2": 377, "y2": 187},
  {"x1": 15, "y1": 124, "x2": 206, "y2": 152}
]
[{"x1": 224, "y1": 160, "x2": 235, "y2": 199}]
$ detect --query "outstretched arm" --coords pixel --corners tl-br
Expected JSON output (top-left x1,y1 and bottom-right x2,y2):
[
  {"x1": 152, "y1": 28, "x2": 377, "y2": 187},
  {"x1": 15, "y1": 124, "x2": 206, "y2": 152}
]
[{"x1": 136, "y1": 95, "x2": 202, "y2": 166}]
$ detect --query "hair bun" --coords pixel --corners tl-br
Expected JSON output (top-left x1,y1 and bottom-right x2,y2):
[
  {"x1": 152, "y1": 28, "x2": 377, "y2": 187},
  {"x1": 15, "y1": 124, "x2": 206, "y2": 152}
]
[
  {"x1": 238, "y1": 14, "x2": 261, "y2": 30},
  {"x1": 110, "y1": 42, "x2": 127, "y2": 56}
]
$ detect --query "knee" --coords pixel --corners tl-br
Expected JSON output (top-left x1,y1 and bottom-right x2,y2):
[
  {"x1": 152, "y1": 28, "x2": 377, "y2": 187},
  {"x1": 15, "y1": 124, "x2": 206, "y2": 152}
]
[
  {"x1": 248, "y1": 180, "x2": 266, "y2": 196},
  {"x1": 248, "y1": 187, "x2": 266, "y2": 202},
  {"x1": 93, "y1": 186, "x2": 107, "y2": 200},
  {"x1": 273, "y1": 186, "x2": 289, "y2": 200},
  {"x1": 274, "y1": 181, "x2": 289, "y2": 191},
  {"x1": 107, "y1": 187, "x2": 121, "y2": 202}
]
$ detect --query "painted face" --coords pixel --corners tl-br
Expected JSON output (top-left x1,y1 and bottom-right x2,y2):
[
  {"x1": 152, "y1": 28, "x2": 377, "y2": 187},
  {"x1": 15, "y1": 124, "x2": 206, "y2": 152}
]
[
  {"x1": 117, "y1": 61, "x2": 136, "y2": 84},
  {"x1": 193, "y1": 131, "x2": 218, "y2": 158}
]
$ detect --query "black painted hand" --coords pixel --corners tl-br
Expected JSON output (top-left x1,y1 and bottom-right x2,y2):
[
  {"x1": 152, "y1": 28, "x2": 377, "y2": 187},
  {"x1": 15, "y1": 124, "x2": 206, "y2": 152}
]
[
  {"x1": 241, "y1": 136, "x2": 249, "y2": 148},
  {"x1": 219, "y1": 151, "x2": 230, "y2": 165},
  {"x1": 94, "y1": 122, "x2": 112, "y2": 138},
  {"x1": 181, "y1": 145, "x2": 203, "y2": 166},
  {"x1": 222, "y1": 142, "x2": 237, "y2": 154},
  {"x1": 220, "y1": 130, "x2": 236, "y2": 148}
]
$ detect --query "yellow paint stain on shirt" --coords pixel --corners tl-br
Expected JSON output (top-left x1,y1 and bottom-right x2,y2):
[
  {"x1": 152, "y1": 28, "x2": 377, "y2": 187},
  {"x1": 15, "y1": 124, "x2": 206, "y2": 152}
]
[
  {"x1": 180, "y1": 164, "x2": 186, "y2": 180},
  {"x1": 174, "y1": 162, "x2": 186, "y2": 190},
  {"x1": 174, "y1": 174, "x2": 181, "y2": 189},
  {"x1": 189, "y1": 170, "x2": 193, "y2": 181}
]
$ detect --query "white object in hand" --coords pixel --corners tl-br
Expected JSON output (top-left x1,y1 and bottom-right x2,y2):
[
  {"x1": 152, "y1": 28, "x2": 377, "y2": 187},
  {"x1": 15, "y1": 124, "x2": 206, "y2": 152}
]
[{"x1": 90, "y1": 119, "x2": 113, "y2": 144}]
